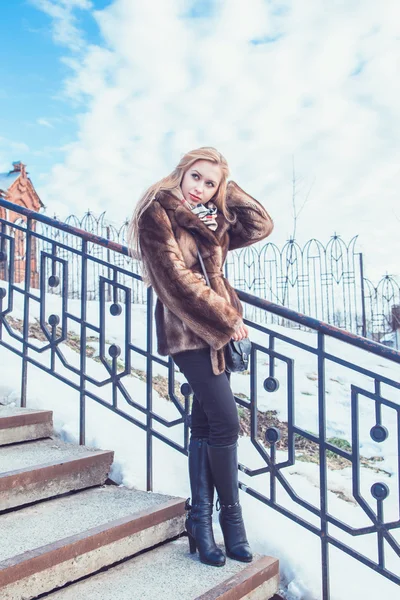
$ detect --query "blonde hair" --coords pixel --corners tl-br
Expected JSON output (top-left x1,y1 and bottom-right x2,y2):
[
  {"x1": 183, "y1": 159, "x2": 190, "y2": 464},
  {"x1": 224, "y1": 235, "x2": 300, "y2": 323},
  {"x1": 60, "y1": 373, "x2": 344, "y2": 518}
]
[{"x1": 128, "y1": 146, "x2": 234, "y2": 286}]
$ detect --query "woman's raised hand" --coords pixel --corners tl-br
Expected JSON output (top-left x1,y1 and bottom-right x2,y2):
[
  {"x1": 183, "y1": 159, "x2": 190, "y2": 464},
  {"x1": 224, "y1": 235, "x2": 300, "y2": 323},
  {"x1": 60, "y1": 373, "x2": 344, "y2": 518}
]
[{"x1": 231, "y1": 321, "x2": 249, "y2": 341}]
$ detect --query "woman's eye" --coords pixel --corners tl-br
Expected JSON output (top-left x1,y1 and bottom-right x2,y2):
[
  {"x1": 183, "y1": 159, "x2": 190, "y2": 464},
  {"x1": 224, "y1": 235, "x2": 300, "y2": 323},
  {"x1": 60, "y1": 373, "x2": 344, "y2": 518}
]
[
  {"x1": 192, "y1": 173, "x2": 199, "y2": 180},
  {"x1": 207, "y1": 182, "x2": 214, "y2": 187}
]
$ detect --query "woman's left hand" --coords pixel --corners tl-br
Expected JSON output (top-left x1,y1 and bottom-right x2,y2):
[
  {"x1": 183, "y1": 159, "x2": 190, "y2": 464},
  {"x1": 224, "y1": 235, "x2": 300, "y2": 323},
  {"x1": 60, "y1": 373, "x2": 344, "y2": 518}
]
[{"x1": 232, "y1": 322, "x2": 249, "y2": 341}]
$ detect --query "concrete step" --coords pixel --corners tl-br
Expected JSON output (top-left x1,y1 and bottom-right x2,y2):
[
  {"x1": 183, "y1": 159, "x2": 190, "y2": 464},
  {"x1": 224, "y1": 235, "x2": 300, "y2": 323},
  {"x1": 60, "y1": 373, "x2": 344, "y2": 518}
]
[
  {"x1": 0, "y1": 437, "x2": 113, "y2": 510},
  {"x1": 0, "y1": 406, "x2": 53, "y2": 446},
  {"x1": 0, "y1": 486, "x2": 185, "y2": 600},
  {"x1": 42, "y1": 537, "x2": 279, "y2": 600}
]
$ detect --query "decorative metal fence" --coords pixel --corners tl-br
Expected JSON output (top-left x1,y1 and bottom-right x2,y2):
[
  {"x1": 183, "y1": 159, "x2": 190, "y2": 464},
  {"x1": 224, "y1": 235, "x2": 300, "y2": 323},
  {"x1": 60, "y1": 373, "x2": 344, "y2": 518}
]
[
  {"x1": 3, "y1": 207, "x2": 399, "y2": 348},
  {"x1": 0, "y1": 198, "x2": 399, "y2": 600},
  {"x1": 225, "y1": 240, "x2": 400, "y2": 349}
]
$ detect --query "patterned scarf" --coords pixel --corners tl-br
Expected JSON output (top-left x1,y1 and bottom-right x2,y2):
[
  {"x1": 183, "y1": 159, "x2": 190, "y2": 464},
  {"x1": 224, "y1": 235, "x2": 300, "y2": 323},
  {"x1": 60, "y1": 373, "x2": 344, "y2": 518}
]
[{"x1": 179, "y1": 196, "x2": 218, "y2": 231}]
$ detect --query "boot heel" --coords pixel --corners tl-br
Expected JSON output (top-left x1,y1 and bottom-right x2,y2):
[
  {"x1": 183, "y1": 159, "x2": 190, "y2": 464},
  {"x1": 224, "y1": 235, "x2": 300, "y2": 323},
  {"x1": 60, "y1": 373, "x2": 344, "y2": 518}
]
[{"x1": 188, "y1": 533, "x2": 197, "y2": 554}]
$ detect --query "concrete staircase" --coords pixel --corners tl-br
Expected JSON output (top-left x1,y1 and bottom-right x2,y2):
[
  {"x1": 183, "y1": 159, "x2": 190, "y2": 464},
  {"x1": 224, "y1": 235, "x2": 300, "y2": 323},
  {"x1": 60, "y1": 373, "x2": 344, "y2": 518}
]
[{"x1": 0, "y1": 406, "x2": 279, "y2": 600}]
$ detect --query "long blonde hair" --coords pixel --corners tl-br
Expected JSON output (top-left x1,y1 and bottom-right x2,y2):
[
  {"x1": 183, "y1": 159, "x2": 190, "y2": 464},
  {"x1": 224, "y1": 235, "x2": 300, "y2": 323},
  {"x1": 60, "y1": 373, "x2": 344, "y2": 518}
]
[{"x1": 128, "y1": 147, "x2": 234, "y2": 285}]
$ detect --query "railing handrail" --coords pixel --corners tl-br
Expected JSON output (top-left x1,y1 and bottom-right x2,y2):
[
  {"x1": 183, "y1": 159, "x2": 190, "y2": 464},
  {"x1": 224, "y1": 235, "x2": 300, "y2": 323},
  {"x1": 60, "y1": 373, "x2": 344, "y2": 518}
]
[
  {"x1": 237, "y1": 290, "x2": 400, "y2": 363},
  {"x1": 1, "y1": 197, "x2": 399, "y2": 363}
]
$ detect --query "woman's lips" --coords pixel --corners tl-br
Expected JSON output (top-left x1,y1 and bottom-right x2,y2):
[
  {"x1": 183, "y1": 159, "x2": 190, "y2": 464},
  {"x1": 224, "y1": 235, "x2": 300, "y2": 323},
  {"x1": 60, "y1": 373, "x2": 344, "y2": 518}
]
[{"x1": 189, "y1": 193, "x2": 201, "y2": 202}]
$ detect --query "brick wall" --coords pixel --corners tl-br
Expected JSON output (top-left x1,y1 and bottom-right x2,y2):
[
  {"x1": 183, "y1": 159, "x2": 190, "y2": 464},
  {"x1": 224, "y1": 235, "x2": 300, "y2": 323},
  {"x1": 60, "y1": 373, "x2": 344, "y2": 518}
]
[{"x1": 0, "y1": 163, "x2": 42, "y2": 287}]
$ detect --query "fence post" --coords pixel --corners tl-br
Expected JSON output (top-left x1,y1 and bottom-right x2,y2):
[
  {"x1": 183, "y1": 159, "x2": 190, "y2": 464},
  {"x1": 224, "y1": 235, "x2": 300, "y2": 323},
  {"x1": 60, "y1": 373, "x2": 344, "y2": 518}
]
[
  {"x1": 392, "y1": 305, "x2": 400, "y2": 350},
  {"x1": 224, "y1": 260, "x2": 229, "y2": 279},
  {"x1": 106, "y1": 226, "x2": 112, "y2": 302},
  {"x1": 359, "y1": 253, "x2": 367, "y2": 338},
  {"x1": 0, "y1": 222, "x2": 8, "y2": 282}
]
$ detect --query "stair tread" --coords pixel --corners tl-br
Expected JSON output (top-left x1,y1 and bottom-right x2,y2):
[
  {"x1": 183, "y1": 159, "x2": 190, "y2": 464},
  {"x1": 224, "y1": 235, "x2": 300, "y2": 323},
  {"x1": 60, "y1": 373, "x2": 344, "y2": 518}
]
[
  {"x1": 0, "y1": 486, "x2": 180, "y2": 563},
  {"x1": 43, "y1": 537, "x2": 276, "y2": 600},
  {"x1": 0, "y1": 437, "x2": 110, "y2": 475},
  {"x1": 0, "y1": 406, "x2": 50, "y2": 418}
]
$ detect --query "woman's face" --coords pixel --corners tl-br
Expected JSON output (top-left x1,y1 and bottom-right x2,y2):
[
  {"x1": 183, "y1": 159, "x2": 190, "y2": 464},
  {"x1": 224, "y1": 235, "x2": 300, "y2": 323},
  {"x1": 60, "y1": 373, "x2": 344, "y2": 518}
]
[{"x1": 180, "y1": 160, "x2": 222, "y2": 206}]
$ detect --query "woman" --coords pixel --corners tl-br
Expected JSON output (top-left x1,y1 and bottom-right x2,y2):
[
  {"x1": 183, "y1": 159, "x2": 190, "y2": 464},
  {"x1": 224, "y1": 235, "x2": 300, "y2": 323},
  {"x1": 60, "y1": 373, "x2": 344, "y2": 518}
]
[{"x1": 129, "y1": 147, "x2": 273, "y2": 567}]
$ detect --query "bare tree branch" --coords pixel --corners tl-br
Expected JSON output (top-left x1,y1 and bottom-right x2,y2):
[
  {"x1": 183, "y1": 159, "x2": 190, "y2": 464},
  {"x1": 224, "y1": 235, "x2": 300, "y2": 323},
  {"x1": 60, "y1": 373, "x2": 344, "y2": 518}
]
[
  {"x1": 392, "y1": 209, "x2": 400, "y2": 222},
  {"x1": 281, "y1": 156, "x2": 314, "y2": 307}
]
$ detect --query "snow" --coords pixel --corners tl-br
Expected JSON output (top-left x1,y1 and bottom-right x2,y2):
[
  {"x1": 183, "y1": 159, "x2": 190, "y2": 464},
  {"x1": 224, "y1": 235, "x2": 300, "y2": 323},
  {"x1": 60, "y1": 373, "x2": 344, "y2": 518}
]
[{"x1": 0, "y1": 288, "x2": 399, "y2": 599}]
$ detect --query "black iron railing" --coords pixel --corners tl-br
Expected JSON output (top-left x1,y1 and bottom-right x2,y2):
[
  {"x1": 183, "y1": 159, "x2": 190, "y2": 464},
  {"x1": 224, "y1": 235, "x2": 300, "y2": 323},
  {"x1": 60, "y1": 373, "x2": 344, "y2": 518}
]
[
  {"x1": 0, "y1": 198, "x2": 399, "y2": 600},
  {"x1": 3, "y1": 203, "x2": 399, "y2": 346}
]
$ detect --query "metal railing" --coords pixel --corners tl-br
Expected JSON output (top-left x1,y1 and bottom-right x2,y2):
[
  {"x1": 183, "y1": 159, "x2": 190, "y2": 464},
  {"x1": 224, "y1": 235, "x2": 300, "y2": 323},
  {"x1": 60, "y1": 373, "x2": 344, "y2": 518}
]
[
  {"x1": 0, "y1": 198, "x2": 399, "y2": 600},
  {"x1": 3, "y1": 204, "x2": 399, "y2": 346}
]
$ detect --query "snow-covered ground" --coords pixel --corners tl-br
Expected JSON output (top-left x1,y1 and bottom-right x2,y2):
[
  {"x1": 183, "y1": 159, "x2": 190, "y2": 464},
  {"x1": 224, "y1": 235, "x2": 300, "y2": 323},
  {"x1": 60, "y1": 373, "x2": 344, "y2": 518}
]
[{"x1": 0, "y1": 289, "x2": 399, "y2": 599}]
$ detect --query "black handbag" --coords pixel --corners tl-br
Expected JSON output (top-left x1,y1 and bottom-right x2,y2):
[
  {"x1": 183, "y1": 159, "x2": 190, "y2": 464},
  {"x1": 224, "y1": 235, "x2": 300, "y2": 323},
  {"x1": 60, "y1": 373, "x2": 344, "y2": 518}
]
[
  {"x1": 195, "y1": 244, "x2": 251, "y2": 373},
  {"x1": 224, "y1": 337, "x2": 252, "y2": 373}
]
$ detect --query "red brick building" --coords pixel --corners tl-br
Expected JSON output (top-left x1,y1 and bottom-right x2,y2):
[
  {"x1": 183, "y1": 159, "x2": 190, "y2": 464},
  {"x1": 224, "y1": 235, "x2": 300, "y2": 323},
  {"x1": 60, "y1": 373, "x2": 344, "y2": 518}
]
[{"x1": 0, "y1": 161, "x2": 44, "y2": 286}]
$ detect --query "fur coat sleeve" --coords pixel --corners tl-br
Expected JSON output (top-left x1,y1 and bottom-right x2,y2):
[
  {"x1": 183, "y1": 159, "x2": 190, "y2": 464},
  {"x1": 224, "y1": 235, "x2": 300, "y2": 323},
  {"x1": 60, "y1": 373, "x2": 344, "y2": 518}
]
[
  {"x1": 226, "y1": 181, "x2": 274, "y2": 250},
  {"x1": 139, "y1": 201, "x2": 243, "y2": 351}
]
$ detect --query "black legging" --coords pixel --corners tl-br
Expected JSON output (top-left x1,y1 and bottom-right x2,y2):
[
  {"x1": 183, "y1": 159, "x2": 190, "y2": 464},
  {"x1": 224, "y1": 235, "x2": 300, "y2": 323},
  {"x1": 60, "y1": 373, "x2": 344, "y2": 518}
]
[{"x1": 172, "y1": 347, "x2": 239, "y2": 447}]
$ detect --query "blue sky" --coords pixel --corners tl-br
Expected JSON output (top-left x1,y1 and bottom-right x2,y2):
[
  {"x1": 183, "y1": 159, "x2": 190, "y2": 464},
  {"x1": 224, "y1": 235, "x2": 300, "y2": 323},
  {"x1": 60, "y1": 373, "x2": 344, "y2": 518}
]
[
  {"x1": 0, "y1": 0, "x2": 399, "y2": 280},
  {"x1": 0, "y1": 0, "x2": 109, "y2": 178}
]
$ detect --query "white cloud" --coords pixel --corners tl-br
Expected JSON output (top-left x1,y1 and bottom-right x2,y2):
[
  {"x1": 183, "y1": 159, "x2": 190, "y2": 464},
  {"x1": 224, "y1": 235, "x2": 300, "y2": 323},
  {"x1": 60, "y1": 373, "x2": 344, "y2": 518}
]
[
  {"x1": 30, "y1": 0, "x2": 93, "y2": 52},
  {"x1": 0, "y1": 137, "x2": 30, "y2": 172},
  {"x1": 37, "y1": 118, "x2": 54, "y2": 128},
  {"x1": 33, "y1": 0, "x2": 400, "y2": 281}
]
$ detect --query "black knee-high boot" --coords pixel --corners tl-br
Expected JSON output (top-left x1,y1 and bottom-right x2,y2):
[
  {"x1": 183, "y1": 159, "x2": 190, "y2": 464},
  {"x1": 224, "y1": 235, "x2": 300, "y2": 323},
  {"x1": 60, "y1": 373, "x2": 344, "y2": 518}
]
[
  {"x1": 185, "y1": 438, "x2": 225, "y2": 567},
  {"x1": 207, "y1": 442, "x2": 253, "y2": 563}
]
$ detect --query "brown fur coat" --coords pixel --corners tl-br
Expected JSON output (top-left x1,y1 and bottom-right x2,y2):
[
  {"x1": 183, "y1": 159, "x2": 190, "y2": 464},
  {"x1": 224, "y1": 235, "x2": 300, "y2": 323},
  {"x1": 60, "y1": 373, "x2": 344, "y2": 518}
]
[{"x1": 138, "y1": 181, "x2": 273, "y2": 375}]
